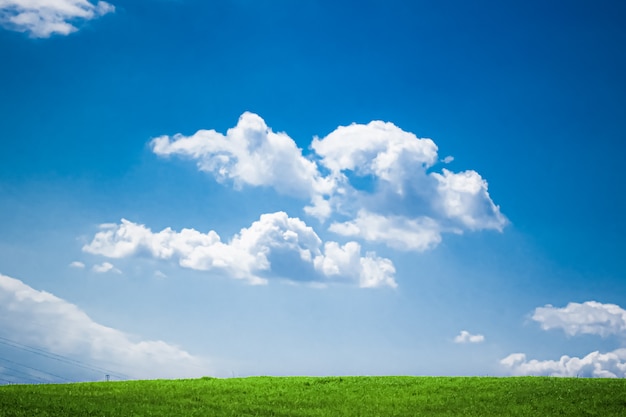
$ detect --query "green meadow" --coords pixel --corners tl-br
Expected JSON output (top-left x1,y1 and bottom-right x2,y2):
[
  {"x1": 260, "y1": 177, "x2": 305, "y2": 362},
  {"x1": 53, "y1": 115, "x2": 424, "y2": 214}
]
[{"x1": 1, "y1": 376, "x2": 625, "y2": 416}]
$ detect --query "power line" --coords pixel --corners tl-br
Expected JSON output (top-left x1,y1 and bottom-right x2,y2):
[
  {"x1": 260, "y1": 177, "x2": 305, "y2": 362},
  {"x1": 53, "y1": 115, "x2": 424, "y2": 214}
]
[
  {"x1": 0, "y1": 336, "x2": 128, "y2": 380},
  {"x1": 0, "y1": 357, "x2": 72, "y2": 383},
  {"x1": 0, "y1": 364, "x2": 52, "y2": 383}
]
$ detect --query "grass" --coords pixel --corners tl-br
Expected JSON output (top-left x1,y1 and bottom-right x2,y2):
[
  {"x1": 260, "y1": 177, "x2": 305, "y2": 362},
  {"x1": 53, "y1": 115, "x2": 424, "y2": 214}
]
[{"x1": 0, "y1": 376, "x2": 625, "y2": 416}]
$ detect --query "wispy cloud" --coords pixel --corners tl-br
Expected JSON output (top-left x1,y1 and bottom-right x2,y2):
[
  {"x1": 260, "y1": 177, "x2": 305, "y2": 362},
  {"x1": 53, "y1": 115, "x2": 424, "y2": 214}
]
[
  {"x1": 454, "y1": 330, "x2": 485, "y2": 344},
  {"x1": 0, "y1": 273, "x2": 211, "y2": 379},
  {"x1": 83, "y1": 212, "x2": 397, "y2": 288},
  {"x1": 69, "y1": 261, "x2": 85, "y2": 269},
  {"x1": 92, "y1": 261, "x2": 121, "y2": 274},
  {"x1": 329, "y1": 210, "x2": 442, "y2": 251},
  {"x1": 0, "y1": 0, "x2": 114, "y2": 38}
]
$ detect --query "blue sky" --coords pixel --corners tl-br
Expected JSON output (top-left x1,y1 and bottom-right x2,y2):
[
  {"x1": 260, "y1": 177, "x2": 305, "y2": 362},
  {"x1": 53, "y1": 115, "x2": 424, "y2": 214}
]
[{"x1": 1, "y1": 0, "x2": 625, "y2": 381}]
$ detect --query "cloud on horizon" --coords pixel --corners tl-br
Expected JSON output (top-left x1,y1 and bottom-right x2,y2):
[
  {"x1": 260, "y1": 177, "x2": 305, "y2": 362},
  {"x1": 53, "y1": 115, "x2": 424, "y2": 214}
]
[
  {"x1": 501, "y1": 349, "x2": 626, "y2": 378},
  {"x1": 501, "y1": 301, "x2": 626, "y2": 377},
  {"x1": 0, "y1": 0, "x2": 114, "y2": 38},
  {"x1": 0, "y1": 273, "x2": 211, "y2": 380}
]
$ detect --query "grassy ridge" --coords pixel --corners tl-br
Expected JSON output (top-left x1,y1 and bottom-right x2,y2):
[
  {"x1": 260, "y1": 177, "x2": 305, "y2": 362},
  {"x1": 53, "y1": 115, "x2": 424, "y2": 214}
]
[{"x1": 1, "y1": 376, "x2": 625, "y2": 416}]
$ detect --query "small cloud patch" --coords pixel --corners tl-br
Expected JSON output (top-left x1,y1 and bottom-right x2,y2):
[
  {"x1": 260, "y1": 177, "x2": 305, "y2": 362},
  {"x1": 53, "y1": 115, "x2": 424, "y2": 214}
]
[
  {"x1": 454, "y1": 330, "x2": 485, "y2": 344},
  {"x1": 92, "y1": 262, "x2": 121, "y2": 274},
  {"x1": 0, "y1": 0, "x2": 115, "y2": 38}
]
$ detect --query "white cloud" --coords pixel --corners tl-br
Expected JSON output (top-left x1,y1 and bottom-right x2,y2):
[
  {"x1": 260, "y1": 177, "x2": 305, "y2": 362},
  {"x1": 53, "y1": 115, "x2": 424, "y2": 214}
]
[
  {"x1": 532, "y1": 301, "x2": 626, "y2": 337},
  {"x1": 313, "y1": 241, "x2": 397, "y2": 288},
  {"x1": 313, "y1": 122, "x2": 506, "y2": 234},
  {"x1": 502, "y1": 301, "x2": 626, "y2": 378},
  {"x1": 431, "y1": 169, "x2": 507, "y2": 231},
  {"x1": 0, "y1": 0, "x2": 114, "y2": 38},
  {"x1": 151, "y1": 113, "x2": 507, "y2": 253},
  {"x1": 454, "y1": 330, "x2": 485, "y2": 344},
  {"x1": 83, "y1": 212, "x2": 397, "y2": 288},
  {"x1": 151, "y1": 112, "x2": 334, "y2": 201},
  {"x1": 313, "y1": 123, "x2": 506, "y2": 246},
  {"x1": 92, "y1": 261, "x2": 121, "y2": 274},
  {"x1": 329, "y1": 210, "x2": 442, "y2": 251},
  {"x1": 69, "y1": 261, "x2": 85, "y2": 269},
  {"x1": 442, "y1": 155, "x2": 454, "y2": 164},
  {"x1": 311, "y1": 120, "x2": 438, "y2": 190},
  {"x1": 0, "y1": 273, "x2": 211, "y2": 380},
  {"x1": 501, "y1": 349, "x2": 626, "y2": 378}
]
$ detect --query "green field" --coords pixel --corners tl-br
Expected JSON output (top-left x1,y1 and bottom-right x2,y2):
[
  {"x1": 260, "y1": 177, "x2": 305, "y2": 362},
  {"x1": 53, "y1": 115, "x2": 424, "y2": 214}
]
[{"x1": 1, "y1": 376, "x2": 625, "y2": 416}]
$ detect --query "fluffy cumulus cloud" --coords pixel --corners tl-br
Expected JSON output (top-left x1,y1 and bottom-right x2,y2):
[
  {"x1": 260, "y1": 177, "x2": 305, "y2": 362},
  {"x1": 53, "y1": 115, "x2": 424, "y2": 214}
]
[
  {"x1": 311, "y1": 120, "x2": 438, "y2": 188},
  {"x1": 152, "y1": 112, "x2": 334, "y2": 205},
  {"x1": 0, "y1": 0, "x2": 114, "y2": 38},
  {"x1": 151, "y1": 112, "x2": 507, "y2": 255},
  {"x1": 83, "y1": 212, "x2": 397, "y2": 288},
  {"x1": 431, "y1": 169, "x2": 506, "y2": 231},
  {"x1": 501, "y1": 349, "x2": 626, "y2": 378},
  {"x1": 454, "y1": 330, "x2": 485, "y2": 344},
  {"x1": 0, "y1": 273, "x2": 211, "y2": 380},
  {"x1": 532, "y1": 301, "x2": 626, "y2": 337},
  {"x1": 313, "y1": 241, "x2": 396, "y2": 288},
  {"x1": 501, "y1": 301, "x2": 626, "y2": 377}
]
